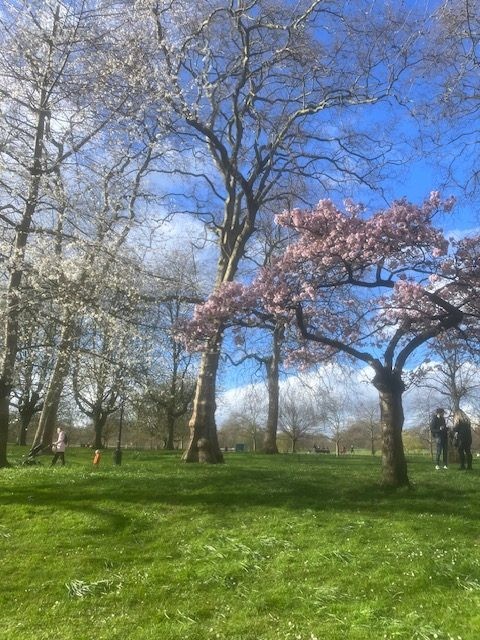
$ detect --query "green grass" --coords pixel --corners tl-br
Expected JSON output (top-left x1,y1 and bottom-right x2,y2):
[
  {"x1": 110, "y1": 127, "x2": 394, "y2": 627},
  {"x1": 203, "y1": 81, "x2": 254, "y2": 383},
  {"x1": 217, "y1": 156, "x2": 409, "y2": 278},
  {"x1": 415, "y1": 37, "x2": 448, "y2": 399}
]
[{"x1": 1, "y1": 447, "x2": 479, "y2": 640}]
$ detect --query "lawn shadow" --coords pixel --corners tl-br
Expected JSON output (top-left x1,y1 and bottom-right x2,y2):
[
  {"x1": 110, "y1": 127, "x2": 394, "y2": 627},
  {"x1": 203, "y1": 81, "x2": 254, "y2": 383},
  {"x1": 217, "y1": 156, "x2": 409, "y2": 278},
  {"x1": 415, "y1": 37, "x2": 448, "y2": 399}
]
[{"x1": 2, "y1": 454, "x2": 478, "y2": 529}]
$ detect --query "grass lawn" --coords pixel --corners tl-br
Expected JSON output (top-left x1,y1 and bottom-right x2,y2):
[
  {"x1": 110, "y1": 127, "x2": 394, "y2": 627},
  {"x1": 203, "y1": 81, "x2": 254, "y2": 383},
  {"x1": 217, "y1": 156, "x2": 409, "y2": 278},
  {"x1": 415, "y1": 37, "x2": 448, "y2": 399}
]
[{"x1": 1, "y1": 447, "x2": 479, "y2": 640}]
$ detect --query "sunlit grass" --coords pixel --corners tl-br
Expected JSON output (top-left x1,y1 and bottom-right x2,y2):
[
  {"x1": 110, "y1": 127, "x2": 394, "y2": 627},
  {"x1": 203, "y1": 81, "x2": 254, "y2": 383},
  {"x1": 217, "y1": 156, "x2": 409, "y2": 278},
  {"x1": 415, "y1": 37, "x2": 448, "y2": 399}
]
[{"x1": 1, "y1": 447, "x2": 479, "y2": 639}]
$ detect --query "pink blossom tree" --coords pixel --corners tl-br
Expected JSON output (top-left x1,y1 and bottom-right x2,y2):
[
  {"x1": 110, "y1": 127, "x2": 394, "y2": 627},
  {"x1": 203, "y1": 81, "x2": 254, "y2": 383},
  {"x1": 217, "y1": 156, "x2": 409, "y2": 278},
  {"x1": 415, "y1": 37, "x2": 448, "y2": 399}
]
[{"x1": 190, "y1": 193, "x2": 477, "y2": 487}]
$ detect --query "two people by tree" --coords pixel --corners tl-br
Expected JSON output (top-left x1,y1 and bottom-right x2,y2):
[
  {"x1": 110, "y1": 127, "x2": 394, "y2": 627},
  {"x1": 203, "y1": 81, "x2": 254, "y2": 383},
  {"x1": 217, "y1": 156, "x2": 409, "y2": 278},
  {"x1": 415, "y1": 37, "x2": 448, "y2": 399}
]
[
  {"x1": 452, "y1": 409, "x2": 473, "y2": 471},
  {"x1": 430, "y1": 408, "x2": 473, "y2": 471}
]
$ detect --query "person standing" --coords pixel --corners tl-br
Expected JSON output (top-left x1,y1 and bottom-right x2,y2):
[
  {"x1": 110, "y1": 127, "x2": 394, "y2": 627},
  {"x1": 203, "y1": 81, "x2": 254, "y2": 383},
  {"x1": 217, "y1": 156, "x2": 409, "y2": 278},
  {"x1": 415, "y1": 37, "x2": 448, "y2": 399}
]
[
  {"x1": 452, "y1": 409, "x2": 473, "y2": 470},
  {"x1": 430, "y1": 408, "x2": 449, "y2": 470},
  {"x1": 50, "y1": 427, "x2": 67, "y2": 466}
]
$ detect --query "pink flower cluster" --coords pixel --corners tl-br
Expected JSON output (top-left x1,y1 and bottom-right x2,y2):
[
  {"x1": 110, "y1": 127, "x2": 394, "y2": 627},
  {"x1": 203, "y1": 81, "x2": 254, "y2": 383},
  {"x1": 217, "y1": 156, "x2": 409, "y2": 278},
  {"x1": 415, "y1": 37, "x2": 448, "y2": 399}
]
[
  {"x1": 275, "y1": 195, "x2": 450, "y2": 275},
  {"x1": 185, "y1": 193, "x2": 479, "y2": 361}
]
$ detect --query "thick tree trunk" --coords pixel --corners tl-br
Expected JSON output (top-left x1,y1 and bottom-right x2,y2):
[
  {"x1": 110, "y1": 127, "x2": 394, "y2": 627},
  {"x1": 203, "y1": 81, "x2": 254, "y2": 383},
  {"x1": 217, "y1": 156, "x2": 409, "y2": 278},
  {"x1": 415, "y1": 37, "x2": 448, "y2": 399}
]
[
  {"x1": 262, "y1": 325, "x2": 282, "y2": 454},
  {"x1": 451, "y1": 398, "x2": 461, "y2": 412},
  {"x1": 0, "y1": 132, "x2": 47, "y2": 465},
  {"x1": 31, "y1": 383, "x2": 63, "y2": 453},
  {"x1": 17, "y1": 420, "x2": 28, "y2": 447},
  {"x1": 0, "y1": 221, "x2": 38, "y2": 463},
  {"x1": 373, "y1": 369, "x2": 410, "y2": 488},
  {"x1": 183, "y1": 342, "x2": 223, "y2": 463}
]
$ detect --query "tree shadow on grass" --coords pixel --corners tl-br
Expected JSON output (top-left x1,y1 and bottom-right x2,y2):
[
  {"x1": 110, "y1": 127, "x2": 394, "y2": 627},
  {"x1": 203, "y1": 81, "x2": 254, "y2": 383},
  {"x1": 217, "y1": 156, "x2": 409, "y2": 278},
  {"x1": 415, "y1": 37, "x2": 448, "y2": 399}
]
[{"x1": 1, "y1": 455, "x2": 478, "y2": 531}]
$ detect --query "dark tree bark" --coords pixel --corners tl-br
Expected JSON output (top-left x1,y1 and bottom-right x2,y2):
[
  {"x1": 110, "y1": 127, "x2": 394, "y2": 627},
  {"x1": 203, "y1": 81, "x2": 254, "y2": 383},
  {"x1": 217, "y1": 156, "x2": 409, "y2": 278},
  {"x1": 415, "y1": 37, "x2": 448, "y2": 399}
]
[
  {"x1": 372, "y1": 369, "x2": 409, "y2": 488},
  {"x1": 17, "y1": 392, "x2": 42, "y2": 446},
  {"x1": 0, "y1": 84, "x2": 50, "y2": 466},
  {"x1": 93, "y1": 409, "x2": 109, "y2": 450}
]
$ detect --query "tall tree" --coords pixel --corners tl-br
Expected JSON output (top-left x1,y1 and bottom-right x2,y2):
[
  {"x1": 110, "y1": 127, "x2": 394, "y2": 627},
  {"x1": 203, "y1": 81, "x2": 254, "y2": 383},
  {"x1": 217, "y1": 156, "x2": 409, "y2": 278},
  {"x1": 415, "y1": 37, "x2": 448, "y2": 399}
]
[
  {"x1": 0, "y1": 0, "x2": 145, "y2": 466},
  {"x1": 356, "y1": 400, "x2": 382, "y2": 456},
  {"x1": 26, "y1": 110, "x2": 161, "y2": 457},
  {"x1": 135, "y1": 0, "x2": 425, "y2": 462},
  {"x1": 314, "y1": 377, "x2": 351, "y2": 457},
  {"x1": 11, "y1": 318, "x2": 54, "y2": 445},
  {"x1": 221, "y1": 320, "x2": 286, "y2": 454},
  {"x1": 71, "y1": 299, "x2": 143, "y2": 451}
]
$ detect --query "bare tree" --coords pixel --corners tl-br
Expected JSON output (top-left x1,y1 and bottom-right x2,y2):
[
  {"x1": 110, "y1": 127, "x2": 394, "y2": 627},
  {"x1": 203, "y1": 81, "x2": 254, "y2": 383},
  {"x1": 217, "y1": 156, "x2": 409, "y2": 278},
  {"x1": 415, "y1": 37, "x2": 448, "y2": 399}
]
[
  {"x1": 26, "y1": 112, "x2": 162, "y2": 458},
  {"x1": 279, "y1": 383, "x2": 320, "y2": 453},
  {"x1": 423, "y1": 0, "x2": 480, "y2": 197},
  {"x1": 233, "y1": 385, "x2": 266, "y2": 453},
  {"x1": 356, "y1": 400, "x2": 381, "y2": 456},
  {"x1": 414, "y1": 336, "x2": 480, "y2": 412},
  {"x1": 71, "y1": 319, "x2": 126, "y2": 450},
  {"x1": 318, "y1": 388, "x2": 350, "y2": 457}
]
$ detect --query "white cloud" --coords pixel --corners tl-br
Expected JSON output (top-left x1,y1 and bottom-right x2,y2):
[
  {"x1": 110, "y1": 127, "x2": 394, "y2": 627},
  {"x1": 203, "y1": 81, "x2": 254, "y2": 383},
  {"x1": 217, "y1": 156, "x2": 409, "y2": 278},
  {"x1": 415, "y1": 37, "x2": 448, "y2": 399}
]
[
  {"x1": 216, "y1": 363, "x2": 379, "y2": 428},
  {"x1": 216, "y1": 358, "x2": 480, "y2": 431}
]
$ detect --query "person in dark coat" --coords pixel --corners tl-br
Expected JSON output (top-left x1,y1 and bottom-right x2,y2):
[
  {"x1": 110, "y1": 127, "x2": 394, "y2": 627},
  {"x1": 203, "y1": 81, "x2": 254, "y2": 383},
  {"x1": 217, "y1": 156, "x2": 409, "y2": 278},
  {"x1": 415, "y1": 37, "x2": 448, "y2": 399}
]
[
  {"x1": 430, "y1": 408, "x2": 449, "y2": 469},
  {"x1": 452, "y1": 409, "x2": 473, "y2": 470}
]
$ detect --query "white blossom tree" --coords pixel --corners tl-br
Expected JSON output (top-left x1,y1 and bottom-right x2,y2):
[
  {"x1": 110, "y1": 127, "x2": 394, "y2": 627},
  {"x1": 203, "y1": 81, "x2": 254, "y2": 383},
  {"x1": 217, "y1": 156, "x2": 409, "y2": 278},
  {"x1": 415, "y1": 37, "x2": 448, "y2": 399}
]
[
  {"x1": 0, "y1": 0, "x2": 152, "y2": 466},
  {"x1": 28, "y1": 130, "x2": 160, "y2": 456}
]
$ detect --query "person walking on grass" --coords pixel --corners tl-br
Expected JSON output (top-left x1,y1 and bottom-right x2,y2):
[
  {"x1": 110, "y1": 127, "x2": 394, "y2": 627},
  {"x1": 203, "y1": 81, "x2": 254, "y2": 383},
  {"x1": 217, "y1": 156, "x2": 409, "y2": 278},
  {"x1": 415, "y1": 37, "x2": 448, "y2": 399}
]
[
  {"x1": 430, "y1": 408, "x2": 449, "y2": 470},
  {"x1": 50, "y1": 427, "x2": 67, "y2": 466},
  {"x1": 452, "y1": 409, "x2": 473, "y2": 471}
]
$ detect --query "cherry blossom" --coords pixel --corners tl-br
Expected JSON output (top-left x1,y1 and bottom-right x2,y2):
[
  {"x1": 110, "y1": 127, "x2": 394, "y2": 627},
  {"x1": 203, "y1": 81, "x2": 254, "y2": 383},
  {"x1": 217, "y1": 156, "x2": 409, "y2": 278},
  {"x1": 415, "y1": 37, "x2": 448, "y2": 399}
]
[{"x1": 190, "y1": 193, "x2": 478, "y2": 487}]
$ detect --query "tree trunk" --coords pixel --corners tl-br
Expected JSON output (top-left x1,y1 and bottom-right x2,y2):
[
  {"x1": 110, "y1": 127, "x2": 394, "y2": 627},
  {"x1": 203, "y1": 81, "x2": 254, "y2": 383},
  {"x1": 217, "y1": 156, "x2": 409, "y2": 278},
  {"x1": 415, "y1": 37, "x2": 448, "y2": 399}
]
[
  {"x1": 262, "y1": 325, "x2": 282, "y2": 454},
  {"x1": 30, "y1": 320, "x2": 73, "y2": 453},
  {"x1": 165, "y1": 407, "x2": 176, "y2": 450},
  {"x1": 183, "y1": 341, "x2": 223, "y2": 463},
  {"x1": 373, "y1": 369, "x2": 410, "y2": 488},
  {"x1": 448, "y1": 437, "x2": 460, "y2": 465},
  {"x1": 0, "y1": 115, "x2": 47, "y2": 465},
  {"x1": 31, "y1": 382, "x2": 62, "y2": 452},
  {"x1": 0, "y1": 386, "x2": 10, "y2": 467},
  {"x1": 17, "y1": 420, "x2": 28, "y2": 447},
  {"x1": 94, "y1": 412, "x2": 108, "y2": 449},
  {"x1": 0, "y1": 11, "x2": 60, "y2": 468},
  {"x1": 17, "y1": 404, "x2": 37, "y2": 446}
]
